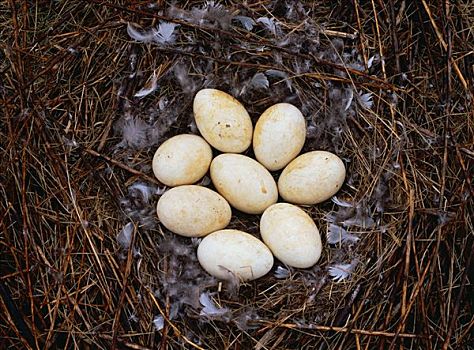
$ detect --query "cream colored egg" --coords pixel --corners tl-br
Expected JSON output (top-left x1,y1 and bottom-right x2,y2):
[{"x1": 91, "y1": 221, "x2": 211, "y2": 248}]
[
  {"x1": 152, "y1": 134, "x2": 212, "y2": 186},
  {"x1": 253, "y1": 103, "x2": 306, "y2": 171},
  {"x1": 278, "y1": 151, "x2": 346, "y2": 205},
  {"x1": 157, "y1": 185, "x2": 231, "y2": 237},
  {"x1": 197, "y1": 229, "x2": 274, "y2": 281},
  {"x1": 193, "y1": 89, "x2": 253, "y2": 153},
  {"x1": 210, "y1": 154, "x2": 278, "y2": 214},
  {"x1": 260, "y1": 203, "x2": 322, "y2": 268}
]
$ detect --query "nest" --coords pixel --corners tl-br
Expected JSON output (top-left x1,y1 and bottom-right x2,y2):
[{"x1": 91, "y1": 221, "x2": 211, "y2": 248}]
[{"x1": 1, "y1": 1, "x2": 472, "y2": 349}]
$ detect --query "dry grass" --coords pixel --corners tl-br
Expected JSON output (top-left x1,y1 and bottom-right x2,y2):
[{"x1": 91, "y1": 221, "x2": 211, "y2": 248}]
[{"x1": 0, "y1": 1, "x2": 473, "y2": 349}]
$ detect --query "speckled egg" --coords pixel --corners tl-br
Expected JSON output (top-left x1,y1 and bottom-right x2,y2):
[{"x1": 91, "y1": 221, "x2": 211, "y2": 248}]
[
  {"x1": 210, "y1": 154, "x2": 278, "y2": 214},
  {"x1": 253, "y1": 103, "x2": 306, "y2": 171},
  {"x1": 197, "y1": 229, "x2": 274, "y2": 281},
  {"x1": 260, "y1": 203, "x2": 322, "y2": 268},
  {"x1": 157, "y1": 185, "x2": 231, "y2": 237},
  {"x1": 193, "y1": 89, "x2": 253, "y2": 153},
  {"x1": 152, "y1": 134, "x2": 212, "y2": 186}
]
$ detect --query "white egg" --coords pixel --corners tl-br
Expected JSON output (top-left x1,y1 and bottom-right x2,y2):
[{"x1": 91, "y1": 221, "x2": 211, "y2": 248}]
[
  {"x1": 210, "y1": 154, "x2": 278, "y2": 214},
  {"x1": 260, "y1": 203, "x2": 322, "y2": 268},
  {"x1": 197, "y1": 229, "x2": 274, "y2": 281},
  {"x1": 152, "y1": 134, "x2": 212, "y2": 186},
  {"x1": 157, "y1": 185, "x2": 231, "y2": 237},
  {"x1": 193, "y1": 89, "x2": 253, "y2": 153},
  {"x1": 253, "y1": 103, "x2": 306, "y2": 171},
  {"x1": 278, "y1": 151, "x2": 346, "y2": 205}
]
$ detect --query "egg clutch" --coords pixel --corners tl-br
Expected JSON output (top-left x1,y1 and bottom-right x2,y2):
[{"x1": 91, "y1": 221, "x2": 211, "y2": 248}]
[{"x1": 152, "y1": 89, "x2": 346, "y2": 282}]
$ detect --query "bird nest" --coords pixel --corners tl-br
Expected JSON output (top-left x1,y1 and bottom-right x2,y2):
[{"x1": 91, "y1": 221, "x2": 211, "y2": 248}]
[{"x1": 1, "y1": 1, "x2": 472, "y2": 349}]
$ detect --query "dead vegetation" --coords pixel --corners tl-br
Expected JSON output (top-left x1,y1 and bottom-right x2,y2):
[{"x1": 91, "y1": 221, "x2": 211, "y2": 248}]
[{"x1": 0, "y1": 0, "x2": 473, "y2": 349}]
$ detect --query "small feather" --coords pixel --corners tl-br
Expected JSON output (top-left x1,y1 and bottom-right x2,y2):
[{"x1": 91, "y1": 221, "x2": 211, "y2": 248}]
[
  {"x1": 134, "y1": 73, "x2": 159, "y2": 98},
  {"x1": 328, "y1": 260, "x2": 358, "y2": 282},
  {"x1": 306, "y1": 124, "x2": 318, "y2": 138},
  {"x1": 342, "y1": 207, "x2": 375, "y2": 228},
  {"x1": 326, "y1": 224, "x2": 360, "y2": 245},
  {"x1": 250, "y1": 72, "x2": 269, "y2": 90},
  {"x1": 198, "y1": 175, "x2": 211, "y2": 186},
  {"x1": 128, "y1": 182, "x2": 155, "y2": 203},
  {"x1": 217, "y1": 266, "x2": 240, "y2": 296},
  {"x1": 153, "y1": 21, "x2": 179, "y2": 44},
  {"x1": 274, "y1": 266, "x2": 290, "y2": 279},
  {"x1": 234, "y1": 16, "x2": 256, "y2": 31},
  {"x1": 127, "y1": 23, "x2": 154, "y2": 43},
  {"x1": 265, "y1": 69, "x2": 292, "y2": 91},
  {"x1": 367, "y1": 56, "x2": 375, "y2": 69},
  {"x1": 348, "y1": 62, "x2": 365, "y2": 72},
  {"x1": 153, "y1": 315, "x2": 164, "y2": 331},
  {"x1": 344, "y1": 88, "x2": 354, "y2": 111},
  {"x1": 358, "y1": 92, "x2": 374, "y2": 109},
  {"x1": 191, "y1": 237, "x2": 202, "y2": 247},
  {"x1": 257, "y1": 17, "x2": 278, "y2": 36},
  {"x1": 265, "y1": 69, "x2": 287, "y2": 79},
  {"x1": 117, "y1": 222, "x2": 133, "y2": 249},
  {"x1": 199, "y1": 292, "x2": 229, "y2": 317},
  {"x1": 331, "y1": 196, "x2": 354, "y2": 208},
  {"x1": 117, "y1": 116, "x2": 150, "y2": 149}
]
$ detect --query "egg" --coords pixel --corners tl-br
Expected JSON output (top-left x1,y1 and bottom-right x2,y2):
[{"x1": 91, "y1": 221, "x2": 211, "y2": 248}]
[
  {"x1": 197, "y1": 229, "x2": 274, "y2": 281},
  {"x1": 157, "y1": 185, "x2": 231, "y2": 237},
  {"x1": 193, "y1": 89, "x2": 253, "y2": 153},
  {"x1": 253, "y1": 103, "x2": 306, "y2": 171},
  {"x1": 210, "y1": 154, "x2": 278, "y2": 214},
  {"x1": 152, "y1": 134, "x2": 212, "y2": 186},
  {"x1": 260, "y1": 203, "x2": 322, "y2": 268},
  {"x1": 278, "y1": 151, "x2": 346, "y2": 205}
]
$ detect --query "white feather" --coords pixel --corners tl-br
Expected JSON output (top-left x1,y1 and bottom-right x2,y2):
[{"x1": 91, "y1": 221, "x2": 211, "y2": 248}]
[
  {"x1": 127, "y1": 23, "x2": 154, "y2": 43},
  {"x1": 342, "y1": 208, "x2": 375, "y2": 228},
  {"x1": 153, "y1": 315, "x2": 164, "y2": 331},
  {"x1": 344, "y1": 88, "x2": 354, "y2": 111},
  {"x1": 234, "y1": 16, "x2": 256, "y2": 31},
  {"x1": 153, "y1": 21, "x2": 179, "y2": 44},
  {"x1": 257, "y1": 17, "x2": 278, "y2": 36},
  {"x1": 265, "y1": 69, "x2": 286, "y2": 79},
  {"x1": 117, "y1": 222, "x2": 133, "y2": 249},
  {"x1": 250, "y1": 72, "x2": 269, "y2": 90},
  {"x1": 274, "y1": 266, "x2": 290, "y2": 279},
  {"x1": 198, "y1": 175, "x2": 211, "y2": 186},
  {"x1": 358, "y1": 92, "x2": 374, "y2": 109},
  {"x1": 326, "y1": 224, "x2": 360, "y2": 245},
  {"x1": 265, "y1": 69, "x2": 292, "y2": 91},
  {"x1": 191, "y1": 237, "x2": 202, "y2": 247},
  {"x1": 331, "y1": 196, "x2": 354, "y2": 208},
  {"x1": 367, "y1": 56, "x2": 375, "y2": 69},
  {"x1": 199, "y1": 292, "x2": 229, "y2": 317},
  {"x1": 118, "y1": 116, "x2": 150, "y2": 149},
  {"x1": 128, "y1": 182, "x2": 155, "y2": 203},
  {"x1": 134, "y1": 73, "x2": 159, "y2": 98},
  {"x1": 127, "y1": 22, "x2": 178, "y2": 45},
  {"x1": 328, "y1": 260, "x2": 358, "y2": 282}
]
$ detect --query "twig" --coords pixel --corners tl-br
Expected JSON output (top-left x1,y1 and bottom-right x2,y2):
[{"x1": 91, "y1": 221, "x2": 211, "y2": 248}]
[
  {"x1": 112, "y1": 224, "x2": 136, "y2": 349},
  {"x1": 399, "y1": 189, "x2": 415, "y2": 341},
  {"x1": 420, "y1": 0, "x2": 469, "y2": 91},
  {"x1": 0, "y1": 282, "x2": 36, "y2": 350},
  {"x1": 320, "y1": 29, "x2": 358, "y2": 40},
  {"x1": 146, "y1": 288, "x2": 206, "y2": 350},
  {"x1": 83, "y1": 148, "x2": 161, "y2": 185},
  {"x1": 255, "y1": 321, "x2": 429, "y2": 339},
  {"x1": 389, "y1": 248, "x2": 435, "y2": 349},
  {"x1": 441, "y1": 238, "x2": 473, "y2": 350},
  {"x1": 98, "y1": 334, "x2": 153, "y2": 350}
]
